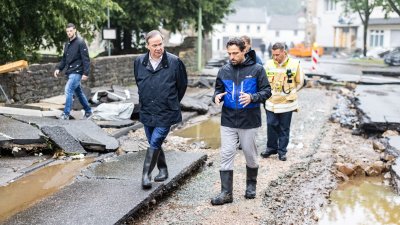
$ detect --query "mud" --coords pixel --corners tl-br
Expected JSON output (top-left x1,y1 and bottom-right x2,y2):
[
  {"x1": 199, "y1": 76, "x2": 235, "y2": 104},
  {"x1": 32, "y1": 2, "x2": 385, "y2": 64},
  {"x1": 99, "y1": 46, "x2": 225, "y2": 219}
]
[{"x1": 124, "y1": 85, "x2": 398, "y2": 225}]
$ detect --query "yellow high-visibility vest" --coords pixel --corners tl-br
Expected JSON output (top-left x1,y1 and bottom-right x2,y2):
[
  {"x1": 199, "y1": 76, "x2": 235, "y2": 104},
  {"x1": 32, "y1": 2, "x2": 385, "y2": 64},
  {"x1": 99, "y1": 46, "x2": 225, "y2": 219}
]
[{"x1": 264, "y1": 58, "x2": 301, "y2": 113}]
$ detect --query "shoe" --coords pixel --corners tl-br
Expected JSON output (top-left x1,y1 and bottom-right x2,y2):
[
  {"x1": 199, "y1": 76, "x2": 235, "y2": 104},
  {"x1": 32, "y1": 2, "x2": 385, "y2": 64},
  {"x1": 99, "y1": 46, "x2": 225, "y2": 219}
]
[
  {"x1": 278, "y1": 155, "x2": 287, "y2": 161},
  {"x1": 59, "y1": 113, "x2": 70, "y2": 120},
  {"x1": 260, "y1": 150, "x2": 277, "y2": 158},
  {"x1": 83, "y1": 111, "x2": 93, "y2": 120}
]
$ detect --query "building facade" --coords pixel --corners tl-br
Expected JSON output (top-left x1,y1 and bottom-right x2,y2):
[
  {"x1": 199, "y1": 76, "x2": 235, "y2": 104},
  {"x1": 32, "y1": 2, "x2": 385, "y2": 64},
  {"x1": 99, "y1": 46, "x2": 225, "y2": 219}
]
[
  {"x1": 211, "y1": 7, "x2": 305, "y2": 59},
  {"x1": 315, "y1": 0, "x2": 400, "y2": 52}
]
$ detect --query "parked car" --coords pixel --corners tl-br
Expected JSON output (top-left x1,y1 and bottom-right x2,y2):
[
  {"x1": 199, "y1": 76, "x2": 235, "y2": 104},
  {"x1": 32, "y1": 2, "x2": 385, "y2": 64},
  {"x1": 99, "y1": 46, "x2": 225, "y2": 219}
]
[
  {"x1": 205, "y1": 57, "x2": 228, "y2": 68},
  {"x1": 384, "y1": 47, "x2": 400, "y2": 66}
]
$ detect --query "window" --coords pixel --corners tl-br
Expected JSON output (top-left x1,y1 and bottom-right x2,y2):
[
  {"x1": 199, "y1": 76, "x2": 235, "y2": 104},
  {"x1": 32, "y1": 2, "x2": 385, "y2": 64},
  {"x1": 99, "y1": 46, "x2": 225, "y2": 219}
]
[
  {"x1": 236, "y1": 25, "x2": 240, "y2": 32},
  {"x1": 325, "y1": 0, "x2": 336, "y2": 11},
  {"x1": 276, "y1": 30, "x2": 280, "y2": 37},
  {"x1": 246, "y1": 25, "x2": 250, "y2": 32},
  {"x1": 294, "y1": 30, "x2": 298, "y2": 36},
  {"x1": 257, "y1": 26, "x2": 261, "y2": 33},
  {"x1": 222, "y1": 25, "x2": 226, "y2": 32},
  {"x1": 370, "y1": 30, "x2": 384, "y2": 47}
]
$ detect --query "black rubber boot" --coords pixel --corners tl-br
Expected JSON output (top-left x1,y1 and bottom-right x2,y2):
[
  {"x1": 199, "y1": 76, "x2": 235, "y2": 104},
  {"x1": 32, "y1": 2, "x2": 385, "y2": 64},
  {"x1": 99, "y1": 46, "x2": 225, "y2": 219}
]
[
  {"x1": 141, "y1": 147, "x2": 160, "y2": 189},
  {"x1": 245, "y1": 166, "x2": 258, "y2": 199},
  {"x1": 211, "y1": 170, "x2": 233, "y2": 205},
  {"x1": 154, "y1": 148, "x2": 168, "y2": 182}
]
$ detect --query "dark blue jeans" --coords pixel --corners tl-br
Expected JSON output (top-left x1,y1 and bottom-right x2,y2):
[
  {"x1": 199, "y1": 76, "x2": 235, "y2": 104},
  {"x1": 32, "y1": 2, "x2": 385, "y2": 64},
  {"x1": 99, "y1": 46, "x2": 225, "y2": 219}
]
[
  {"x1": 266, "y1": 110, "x2": 293, "y2": 156},
  {"x1": 144, "y1": 126, "x2": 171, "y2": 150},
  {"x1": 64, "y1": 73, "x2": 91, "y2": 116}
]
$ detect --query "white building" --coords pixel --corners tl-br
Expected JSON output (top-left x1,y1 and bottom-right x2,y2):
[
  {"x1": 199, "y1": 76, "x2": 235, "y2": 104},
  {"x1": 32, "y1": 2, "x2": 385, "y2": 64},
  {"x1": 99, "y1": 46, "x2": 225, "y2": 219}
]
[
  {"x1": 211, "y1": 7, "x2": 306, "y2": 58},
  {"x1": 211, "y1": 7, "x2": 268, "y2": 58},
  {"x1": 315, "y1": 0, "x2": 400, "y2": 52},
  {"x1": 267, "y1": 15, "x2": 306, "y2": 48}
]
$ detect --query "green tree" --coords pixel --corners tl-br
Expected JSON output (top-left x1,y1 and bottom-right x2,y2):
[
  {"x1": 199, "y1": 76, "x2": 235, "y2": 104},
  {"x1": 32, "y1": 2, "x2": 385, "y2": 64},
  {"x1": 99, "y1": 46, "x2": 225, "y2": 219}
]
[
  {"x1": 339, "y1": 0, "x2": 382, "y2": 56},
  {"x1": 385, "y1": 0, "x2": 400, "y2": 16},
  {"x1": 0, "y1": 0, "x2": 120, "y2": 64},
  {"x1": 108, "y1": 0, "x2": 234, "y2": 53}
]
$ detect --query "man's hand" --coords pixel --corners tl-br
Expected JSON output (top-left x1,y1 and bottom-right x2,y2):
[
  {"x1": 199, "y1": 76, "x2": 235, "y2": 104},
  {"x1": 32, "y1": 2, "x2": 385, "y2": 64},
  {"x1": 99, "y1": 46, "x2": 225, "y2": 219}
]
[
  {"x1": 82, "y1": 75, "x2": 88, "y2": 81},
  {"x1": 239, "y1": 92, "x2": 252, "y2": 107},
  {"x1": 215, "y1": 92, "x2": 227, "y2": 106},
  {"x1": 54, "y1": 69, "x2": 60, "y2": 78}
]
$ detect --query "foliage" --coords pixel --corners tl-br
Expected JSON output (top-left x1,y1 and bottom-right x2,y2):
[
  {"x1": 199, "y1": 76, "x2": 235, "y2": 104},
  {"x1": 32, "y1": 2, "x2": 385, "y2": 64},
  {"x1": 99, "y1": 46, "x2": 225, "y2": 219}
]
[
  {"x1": 109, "y1": 0, "x2": 234, "y2": 51},
  {"x1": 383, "y1": 0, "x2": 400, "y2": 16},
  {"x1": 0, "y1": 0, "x2": 232, "y2": 63},
  {"x1": 0, "y1": 0, "x2": 120, "y2": 64}
]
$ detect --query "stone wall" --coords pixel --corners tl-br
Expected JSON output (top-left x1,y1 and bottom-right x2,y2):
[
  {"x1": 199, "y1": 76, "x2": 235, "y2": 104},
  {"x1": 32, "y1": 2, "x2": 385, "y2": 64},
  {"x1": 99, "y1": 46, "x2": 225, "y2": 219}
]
[
  {"x1": 0, "y1": 55, "x2": 138, "y2": 103},
  {"x1": 0, "y1": 36, "x2": 210, "y2": 104}
]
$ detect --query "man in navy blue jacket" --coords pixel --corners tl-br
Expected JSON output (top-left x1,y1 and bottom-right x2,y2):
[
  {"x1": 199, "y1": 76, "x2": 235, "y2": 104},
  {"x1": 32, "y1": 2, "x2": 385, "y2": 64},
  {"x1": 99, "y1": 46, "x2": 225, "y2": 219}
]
[
  {"x1": 54, "y1": 23, "x2": 92, "y2": 120},
  {"x1": 134, "y1": 30, "x2": 187, "y2": 189},
  {"x1": 211, "y1": 37, "x2": 271, "y2": 205}
]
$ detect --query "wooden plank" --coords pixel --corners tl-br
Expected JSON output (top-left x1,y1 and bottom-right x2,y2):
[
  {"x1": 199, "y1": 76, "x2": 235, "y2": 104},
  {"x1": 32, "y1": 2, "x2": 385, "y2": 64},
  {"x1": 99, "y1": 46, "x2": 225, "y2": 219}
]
[{"x1": 0, "y1": 60, "x2": 28, "y2": 74}]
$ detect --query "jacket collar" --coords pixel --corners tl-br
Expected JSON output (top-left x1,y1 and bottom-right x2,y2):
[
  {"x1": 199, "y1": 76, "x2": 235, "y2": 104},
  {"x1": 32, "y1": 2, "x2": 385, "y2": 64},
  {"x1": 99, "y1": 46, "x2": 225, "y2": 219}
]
[{"x1": 142, "y1": 51, "x2": 169, "y2": 72}]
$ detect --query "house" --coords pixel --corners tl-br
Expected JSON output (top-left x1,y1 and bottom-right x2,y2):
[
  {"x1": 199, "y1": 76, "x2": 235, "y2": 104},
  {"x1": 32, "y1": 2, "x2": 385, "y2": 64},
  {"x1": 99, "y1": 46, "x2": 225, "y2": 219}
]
[
  {"x1": 315, "y1": 0, "x2": 400, "y2": 53},
  {"x1": 211, "y1": 7, "x2": 306, "y2": 58},
  {"x1": 211, "y1": 7, "x2": 268, "y2": 58}
]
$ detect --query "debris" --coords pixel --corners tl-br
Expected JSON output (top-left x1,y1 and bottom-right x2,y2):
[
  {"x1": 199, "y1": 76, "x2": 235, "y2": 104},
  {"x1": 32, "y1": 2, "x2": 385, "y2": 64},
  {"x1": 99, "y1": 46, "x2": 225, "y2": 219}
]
[{"x1": 0, "y1": 60, "x2": 28, "y2": 74}]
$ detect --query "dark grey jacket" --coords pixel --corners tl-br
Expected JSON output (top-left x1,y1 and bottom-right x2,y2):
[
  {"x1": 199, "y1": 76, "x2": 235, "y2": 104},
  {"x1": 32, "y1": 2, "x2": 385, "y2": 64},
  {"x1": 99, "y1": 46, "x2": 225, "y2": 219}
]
[
  {"x1": 57, "y1": 36, "x2": 90, "y2": 76},
  {"x1": 134, "y1": 51, "x2": 187, "y2": 127},
  {"x1": 213, "y1": 50, "x2": 271, "y2": 129}
]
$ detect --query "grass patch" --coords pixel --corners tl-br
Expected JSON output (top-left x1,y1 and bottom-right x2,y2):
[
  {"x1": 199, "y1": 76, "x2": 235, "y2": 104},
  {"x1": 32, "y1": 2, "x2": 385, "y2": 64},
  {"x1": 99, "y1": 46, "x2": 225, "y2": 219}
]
[{"x1": 350, "y1": 58, "x2": 384, "y2": 65}]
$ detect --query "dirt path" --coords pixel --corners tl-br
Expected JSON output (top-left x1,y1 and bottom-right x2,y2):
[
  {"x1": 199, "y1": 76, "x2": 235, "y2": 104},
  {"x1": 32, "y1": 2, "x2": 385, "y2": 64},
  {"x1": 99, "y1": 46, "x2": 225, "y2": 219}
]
[{"x1": 131, "y1": 87, "x2": 382, "y2": 225}]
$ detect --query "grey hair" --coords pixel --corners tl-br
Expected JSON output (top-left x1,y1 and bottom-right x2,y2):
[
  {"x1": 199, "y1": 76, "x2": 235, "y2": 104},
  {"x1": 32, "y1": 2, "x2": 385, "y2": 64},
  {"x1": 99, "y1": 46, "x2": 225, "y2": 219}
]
[
  {"x1": 272, "y1": 42, "x2": 286, "y2": 51},
  {"x1": 145, "y1": 30, "x2": 164, "y2": 44}
]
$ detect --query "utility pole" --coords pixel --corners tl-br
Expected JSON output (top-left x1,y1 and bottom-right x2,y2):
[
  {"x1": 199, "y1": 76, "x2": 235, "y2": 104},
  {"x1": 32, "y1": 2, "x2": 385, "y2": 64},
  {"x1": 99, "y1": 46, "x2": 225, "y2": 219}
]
[
  {"x1": 197, "y1": 4, "x2": 203, "y2": 72},
  {"x1": 107, "y1": 5, "x2": 111, "y2": 56}
]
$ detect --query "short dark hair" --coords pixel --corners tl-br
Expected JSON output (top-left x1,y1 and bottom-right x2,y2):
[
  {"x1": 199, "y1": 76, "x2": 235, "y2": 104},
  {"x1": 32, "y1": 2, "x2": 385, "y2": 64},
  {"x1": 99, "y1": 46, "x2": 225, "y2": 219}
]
[
  {"x1": 66, "y1": 23, "x2": 76, "y2": 29},
  {"x1": 240, "y1": 35, "x2": 251, "y2": 45},
  {"x1": 272, "y1": 42, "x2": 286, "y2": 51},
  {"x1": 226, "y1": 37, "x2": 246, "y2": 51},
  {"x1": 145, "y1": 30, "x2": 163, "y2": 44}
]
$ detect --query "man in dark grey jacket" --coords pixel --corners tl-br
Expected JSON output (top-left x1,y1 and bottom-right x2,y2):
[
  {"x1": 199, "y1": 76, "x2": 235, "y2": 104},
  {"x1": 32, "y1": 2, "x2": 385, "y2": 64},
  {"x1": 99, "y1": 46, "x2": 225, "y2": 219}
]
[
  {"x1": 134, "y1": 30, "x2": 188, "y2": 189},
  {"x1": 54, "y1": 23, "x2": 92, "y2": 120},
  {"x1": 211, "y1": 37, "x2": 271, "y2": 205}
]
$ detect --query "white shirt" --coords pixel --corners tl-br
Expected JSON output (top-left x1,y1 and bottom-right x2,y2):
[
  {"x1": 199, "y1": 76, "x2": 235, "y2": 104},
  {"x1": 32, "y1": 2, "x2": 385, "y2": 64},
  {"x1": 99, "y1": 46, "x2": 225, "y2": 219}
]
[{"x1": 149, "y1": 54, "x2": 162, "y2": 70}]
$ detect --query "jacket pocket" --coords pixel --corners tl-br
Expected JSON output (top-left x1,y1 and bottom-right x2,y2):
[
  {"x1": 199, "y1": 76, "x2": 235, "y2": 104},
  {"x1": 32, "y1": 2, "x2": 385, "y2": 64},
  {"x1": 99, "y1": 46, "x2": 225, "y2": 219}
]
[{"x1": 168, "y1": 96, "x2": 179, "y2": 110}]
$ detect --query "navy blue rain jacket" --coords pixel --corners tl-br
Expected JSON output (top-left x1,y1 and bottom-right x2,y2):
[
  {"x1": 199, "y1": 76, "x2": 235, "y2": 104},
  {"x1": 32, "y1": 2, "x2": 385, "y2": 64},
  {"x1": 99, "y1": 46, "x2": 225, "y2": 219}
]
[
  {"x1": 134, "y1": 51, "x2": 188, "y2": 127},
  {"x1": 57, "y1": 36, "x2": 90, "y2": 76},
  {"x1": 213, "y1": 50, "x2": 271, "y2": 129}
]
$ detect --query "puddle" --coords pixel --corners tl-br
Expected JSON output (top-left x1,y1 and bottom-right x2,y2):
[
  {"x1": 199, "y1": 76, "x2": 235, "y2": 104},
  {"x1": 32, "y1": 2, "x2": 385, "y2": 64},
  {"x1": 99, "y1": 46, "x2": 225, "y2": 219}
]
[
  {"x1": 319, "y1": 176, "x2": 400, "y2": 225},
  {"x1": 0, "y1": 158, "x2": 93, "y2": 222},
  {"x1": 173, "y1": 117, "x2": 221, "y2": 149}
]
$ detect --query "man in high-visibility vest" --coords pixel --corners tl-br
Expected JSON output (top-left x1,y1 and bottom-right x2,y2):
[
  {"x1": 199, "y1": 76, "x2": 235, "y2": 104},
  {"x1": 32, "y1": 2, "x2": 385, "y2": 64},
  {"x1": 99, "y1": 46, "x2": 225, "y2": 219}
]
[{"x1": 260, "y1": 42, "x2": 304, "y2": 161}]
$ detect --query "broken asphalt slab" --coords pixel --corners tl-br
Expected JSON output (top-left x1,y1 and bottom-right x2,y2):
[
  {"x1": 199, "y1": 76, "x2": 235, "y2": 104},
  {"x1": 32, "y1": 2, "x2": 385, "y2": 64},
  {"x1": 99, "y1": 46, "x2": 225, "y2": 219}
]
[
  {"x1": 0, "y1": 115, "x2": 45, "y2": 146},
  {"x1": 354, "y1": 85, "x2": 400, "y2": 132},
  {"x1": 12, "y1": 115, "x2": 119, "y2": 152},
  {"x1": 2, "y1": 150, "x2": 207, "y2": 225},
  {"x1": 362, "y1": 67, "x2": 400, "y2": 77},
  {"x1": 306, "y1": 72, "x2": 400, "y2": 84},
  {"x1": 41, "y1": 126, "x2": 87, "y2": 155}
]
